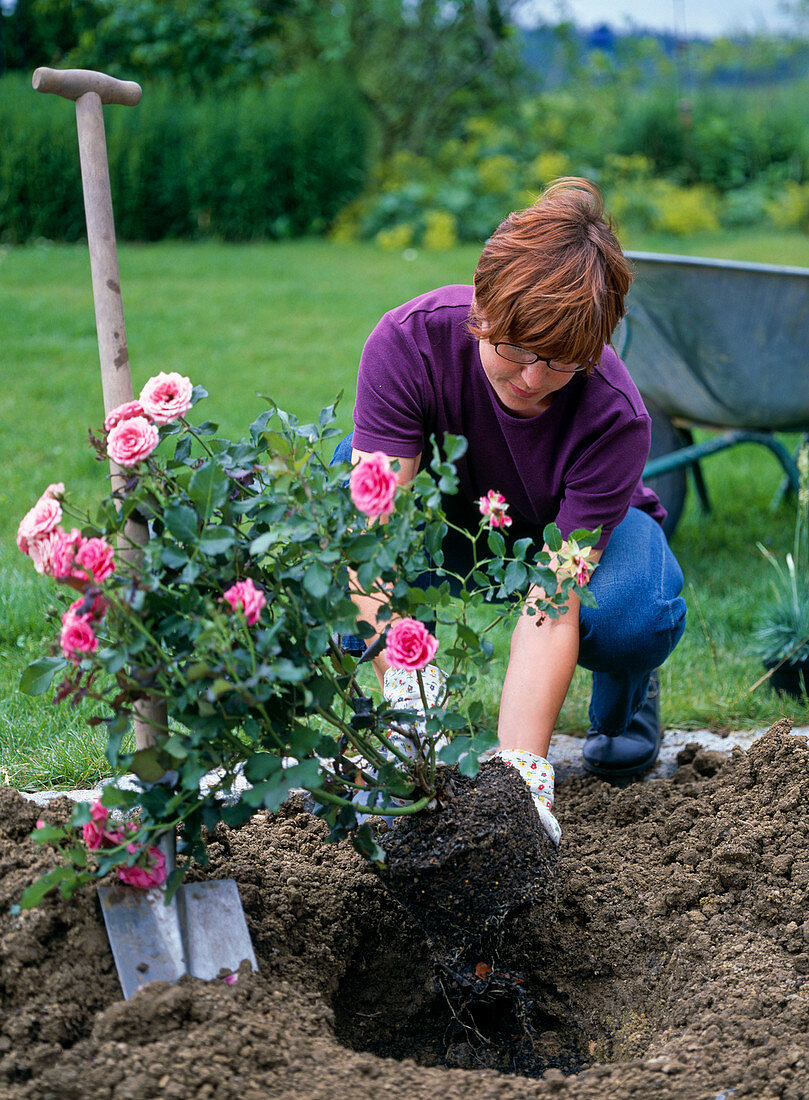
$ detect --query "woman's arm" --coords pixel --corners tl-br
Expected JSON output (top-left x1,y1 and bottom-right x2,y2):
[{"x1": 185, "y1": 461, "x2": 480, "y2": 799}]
[{"x1": 497, "y1": 547, "x2": 603, "y2": 757}]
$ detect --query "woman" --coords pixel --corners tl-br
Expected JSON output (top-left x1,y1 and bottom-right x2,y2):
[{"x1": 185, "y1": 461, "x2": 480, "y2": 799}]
[{"x1": 334, "y1": 178, "x2": 686, "y2": 845}]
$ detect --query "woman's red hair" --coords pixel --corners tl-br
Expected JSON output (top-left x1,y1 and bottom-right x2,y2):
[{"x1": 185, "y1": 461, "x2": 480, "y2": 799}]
[{"x1": 468, "y1": 177, "x2": 633, "y2": 370}]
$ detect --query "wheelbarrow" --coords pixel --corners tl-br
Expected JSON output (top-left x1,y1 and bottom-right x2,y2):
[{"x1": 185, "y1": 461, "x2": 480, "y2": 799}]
[{"x1": 616, "y1": 251, "x2": 809, "y2": 537}]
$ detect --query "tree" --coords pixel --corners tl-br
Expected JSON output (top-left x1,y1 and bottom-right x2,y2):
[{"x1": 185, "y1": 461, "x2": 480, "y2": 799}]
[
  {"x1": 273, "y1": 0, "x2": 527, "y2": 155},
  {"x1": 0, "y1": 0, "x2": 102, "y2": 73},
  {"x1": 65, "y1": 0, "x2": 293, "y2": 88},
  {"x1": 4, "y1": 0, "x2": 528, "y2": 155}
]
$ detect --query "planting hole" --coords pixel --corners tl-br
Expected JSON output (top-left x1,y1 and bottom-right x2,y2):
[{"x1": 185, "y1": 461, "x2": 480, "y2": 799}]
[{"x1": 332, "y1": 906, "x2": 634, "y2": 1078}]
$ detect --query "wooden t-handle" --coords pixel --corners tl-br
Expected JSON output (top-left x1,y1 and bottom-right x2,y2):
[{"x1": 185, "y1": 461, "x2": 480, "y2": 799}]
[{"x1": 32, "y1": 67, "x2": 142, "y2": 106}]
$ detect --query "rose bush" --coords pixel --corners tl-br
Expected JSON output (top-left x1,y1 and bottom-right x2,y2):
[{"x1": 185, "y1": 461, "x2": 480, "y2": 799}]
[{"x1": 15, "y1": 378, "x2": 597, "y2": 908}]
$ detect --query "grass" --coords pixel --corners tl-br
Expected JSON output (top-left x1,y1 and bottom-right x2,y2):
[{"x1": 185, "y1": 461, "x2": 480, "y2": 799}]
[{"x1": 2, "y1": 230, "x2": 809, "y2": 790}]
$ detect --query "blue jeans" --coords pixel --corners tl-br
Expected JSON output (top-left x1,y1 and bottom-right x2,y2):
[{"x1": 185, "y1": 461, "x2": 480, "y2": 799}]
[{"x1": 330, "y1": 432, "x2": 686, "y2": 734}]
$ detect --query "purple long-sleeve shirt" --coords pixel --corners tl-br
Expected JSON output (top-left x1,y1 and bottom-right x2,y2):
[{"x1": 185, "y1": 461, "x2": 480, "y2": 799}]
[{"x1": 352, "y1": 285, "x2": 664, "y2": 550}]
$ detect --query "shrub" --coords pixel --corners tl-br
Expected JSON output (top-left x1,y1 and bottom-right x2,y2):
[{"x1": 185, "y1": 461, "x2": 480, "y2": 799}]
[
  {"x1": 688, "y1": 94, "x2": 808, "y2": 192},
  {"x1": 0, "y1": 75, "x2": 85, "y2": 243},
  {"x1": 607, "y1": 181, "x2": 660, "y2": 234},
  {"x1": 422, "y1": 210, "x2": 458, "y2": 250},
  {"x1": 719, "y1": 186, "x2": 771, "y2": 229},
  {"x1": 477, "y1": 154, "x2": 521, "y2": 196},
  {"x1": 767, "y1": 182, "x2": 809, "y2": 233},
  {"x1": 528, "y1": 150, "x2": 572, "y2": 188},
  {"x1": 0, "y1": 73, "x2": 369, "y2": 243},
  {"x1": 651, "y1": 182, "x2": 721, "y2": 236},
  {"x1": 607, "y1": 178, "x2": 721, "y2": 237},
  {"x1": 613, "y1": 94, "x2": 687, "y2": 178},
  {"x1": 375, "y1": 223, "x2": 415, "y2": 250}
]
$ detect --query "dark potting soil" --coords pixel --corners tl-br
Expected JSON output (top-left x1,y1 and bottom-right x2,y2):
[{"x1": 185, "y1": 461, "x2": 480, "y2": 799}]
[
  {"x1": 2, "y1": 719, "x2": 809, "y2": 1099},
  {"x1": 378, "y1": 760, "x2": 557, "y2": 952}
]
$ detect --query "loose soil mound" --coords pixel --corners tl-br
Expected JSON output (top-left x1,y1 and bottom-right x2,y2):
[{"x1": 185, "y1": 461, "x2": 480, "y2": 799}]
[{"x1": 2, "y1": 720, "x2": 809, "y2": 1099}]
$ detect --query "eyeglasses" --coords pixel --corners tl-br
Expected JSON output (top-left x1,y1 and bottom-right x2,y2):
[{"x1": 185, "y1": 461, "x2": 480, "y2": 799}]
[{"x1": 493, "y1": 343, "x2": 587, "y2": 373}]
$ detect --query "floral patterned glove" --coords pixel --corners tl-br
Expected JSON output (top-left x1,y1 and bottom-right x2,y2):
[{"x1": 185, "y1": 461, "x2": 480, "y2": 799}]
[
  {"x1": 382, "y1": 664, "x2": 449, "y2": 760},
  {"x1": 495, "y1": 749, "x2": 561, "y2": 847}
]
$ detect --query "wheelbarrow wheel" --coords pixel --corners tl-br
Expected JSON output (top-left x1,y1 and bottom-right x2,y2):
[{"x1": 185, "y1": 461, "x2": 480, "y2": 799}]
[{"x1": 644, "y1": 397, "x2": 688, "y2": 540}]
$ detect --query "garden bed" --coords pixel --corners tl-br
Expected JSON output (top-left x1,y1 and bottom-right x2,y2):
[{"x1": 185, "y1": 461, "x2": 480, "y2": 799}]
[{"x1": 2, "y1": 720, "x2": 809, "y2": 1100}]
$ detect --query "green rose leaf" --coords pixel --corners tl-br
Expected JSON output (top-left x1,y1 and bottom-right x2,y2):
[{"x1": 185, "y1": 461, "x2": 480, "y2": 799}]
[
  {"x1": 542, "y1": 522, "x2": 563, "y2": 552},
  {"x1": 578, "y1": 587, "x2": 598, "y2": 608},
  {"x1": 504, "y1": 560, "x2": 528, "y2": 593},
  {"x1": 568, "y1": 526, "x2": 601, "y2": 548},
  {"x1": 458, "y1": 751, "x2": 482, "y2": 778},
  {"x1": 303, "y1": 560, "x2": 332, "y2": 599},
  {"x1": 438, "y1": 710, "x2": 468, "y2": 731},
  {"x1": 487, "y1": 529, "x2": 506, "y2": 557},
  {"x1": 161, "y1": 545, "x2": 189, "y2": 569},
  {"x1": 69, "y1": 802, "x2": 93, "y2": 827},
  {"x1": 32, "y1": 822, "x2": 67, "y2": 844},
  {"x1": 17, "y1": 867, "x2": 74, "y2": 910},
  {"x1": 306, "y1": 626, "x2": 332, "y2": 657},
  {"x1": 189, "y1": 462, "x2": 230, "y2": 520},
  {"x1": 164, "y1": 504, "x2": 199, "y2": 543},
  {"x1": 129, "y1": 747, "x2": 166, "y2": 784},
  {"x1": 352, "y1": 823, "x2": 387, "y2": 866},
  {"x1": 199, "y1": 527, "x2": 236, "y2": 556},
  {"x1": 19, "y1": 656, "x2": 67, "y2": 696},
  {"x1": 512, "y1": 537, "x2": 533, "y2": 561},
  {"x1": 244, "y1": 752, "x2": 282, "y2": 783},
  {"x1": 437, "y1": 736, "x2": 472, "y2": 765}
]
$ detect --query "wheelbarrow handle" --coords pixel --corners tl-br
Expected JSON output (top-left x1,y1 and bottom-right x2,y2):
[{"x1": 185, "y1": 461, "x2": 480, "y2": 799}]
[{"x1": 32, "y1": 67, "x2": 142, "y2": 106}]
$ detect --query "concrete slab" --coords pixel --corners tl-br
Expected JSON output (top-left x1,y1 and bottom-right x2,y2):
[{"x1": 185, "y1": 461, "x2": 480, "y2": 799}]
[{"x1": 18, "y1": 725, "x2": 809, "y2": 807}]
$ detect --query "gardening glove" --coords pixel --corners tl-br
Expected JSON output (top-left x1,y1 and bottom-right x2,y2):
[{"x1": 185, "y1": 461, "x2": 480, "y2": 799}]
[
  {"x1": 495, "y1": 749, "x2": 561, "y2": 848},
  {"x1": 382, "y1": 664, "x2": 450, "y2": 761}
]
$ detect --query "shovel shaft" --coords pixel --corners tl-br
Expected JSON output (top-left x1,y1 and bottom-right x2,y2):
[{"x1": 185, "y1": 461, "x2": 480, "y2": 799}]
[
  {"x1": 36, "y1": 72, "x2": 165, "y2": 750},
  {"x1": 75, "y1": 92, "x2": 133, "y2": 427},
  {"x1": 73, "y1": 92, "x2": 166, "y2": 748}
]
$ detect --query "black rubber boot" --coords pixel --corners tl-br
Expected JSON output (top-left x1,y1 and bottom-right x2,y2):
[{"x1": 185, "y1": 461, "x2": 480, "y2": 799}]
[{"x1": 582, "y1": 671, "x2": 661, "y2": 779}]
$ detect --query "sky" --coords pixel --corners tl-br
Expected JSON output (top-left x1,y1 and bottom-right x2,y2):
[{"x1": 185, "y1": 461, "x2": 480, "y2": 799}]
[{"x1": 517, "y1": 0, "x2": 799, "y2": 37}]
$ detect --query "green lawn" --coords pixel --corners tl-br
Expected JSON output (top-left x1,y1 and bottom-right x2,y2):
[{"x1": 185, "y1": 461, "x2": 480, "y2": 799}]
[{"x1": 2, "y1": 231, "x2": 809, "y2": 790}]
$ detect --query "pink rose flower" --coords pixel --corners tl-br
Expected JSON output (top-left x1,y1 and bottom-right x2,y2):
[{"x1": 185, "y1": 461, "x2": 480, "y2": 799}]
[
  {"x1": 60, "y1": 611, "x2": 98, "y2": 661},
  {"x1": 107, "y1": 416, "x2": 160, "y2": 467},
  {"x1": 17, "y1": 494, "x2": 62, "y2": 555},
  {"x1": 574, "y1": 557, "x2": 590, "y2": 586},
  {"x1": 82, "y1": 800, "x2": 118, "y2": 851},
  {"x1": 104, "y1": 400, "x2": 147, "y2": 432},
  {"x1": 139, "y1": 372, "x2": 193, "y2": 425},
  {"x1": 383, "y1": 617, "x2": 439, "y2": 671},
  {"x1": 222, "y1": 579, "x2": 266, "y2": 626},
  {"x1": 44, "y1": 482, "x2": 65, "y2": 501},
  {"x1": 554, "y1": 541, "x2": 595, "y2": 587},
  {"x1": 478, "y1": 489, "x2": 513, "y2": 530},
  {"x1": 117, "y1": 844, "x2": 168, "y2": 889},
  {"x1": 349, "y1": 452, "x2": 398, "y2": 518},
  {"x1": 68, "y1": 594, "x2": 108, "y2": 621},
  {"x1": 75, "y1": 538, "x2": 116, "y2": 584},
  {"x1": 49, "y1": 527, "x2": 85, "y2": 582},
  {"x1": 105, "y1": 822, "x2": 137, "y2": 847},
  {"x1": 28, "y1": 529, "x2": 62, "y2": 576}
]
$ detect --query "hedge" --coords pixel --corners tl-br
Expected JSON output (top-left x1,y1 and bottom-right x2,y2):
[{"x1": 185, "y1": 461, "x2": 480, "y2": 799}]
[{"x1": 0, "y1": 72, "x2": 370, "y2": 243}]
